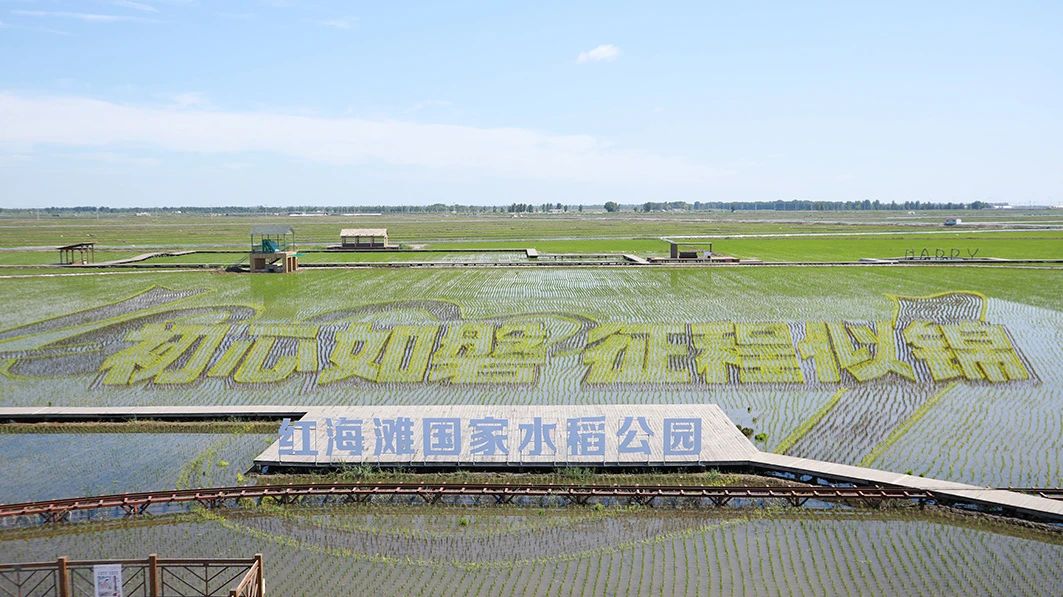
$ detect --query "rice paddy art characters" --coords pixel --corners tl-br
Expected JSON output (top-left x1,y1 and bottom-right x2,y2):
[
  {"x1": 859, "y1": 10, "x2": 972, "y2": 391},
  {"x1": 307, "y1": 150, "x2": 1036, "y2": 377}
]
[
  {"x1": 891, "y1": 291, "x2": 1031, "y2": 383},
  {"x1": 0, "y1": 304, "x2": 256, "y2": 380},
  {"x1": 902, "y1": 320, "x2": 1029, "y2": 383},
  {"x1": 317, "y1": 319, "x2": 568, "y2": 385},
  {"x1": 582, "y1": 323, "x2": 692, "y2": 384},
  {"x1": 35, "y1": 299, "x2": 587, "y2": 387},
  {"x1": 580, "y1": 291, "x2": 1031, "y2": 386},
  {"x1": 0, "y1": 289, "x2": 1034, "y2": 389}
]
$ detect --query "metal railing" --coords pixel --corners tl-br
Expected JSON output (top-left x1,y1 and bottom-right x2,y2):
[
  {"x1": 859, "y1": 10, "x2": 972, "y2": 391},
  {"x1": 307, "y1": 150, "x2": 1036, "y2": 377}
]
[
  {"x1": 0, "y1": 483, "x2": 932, "y2": 523},
  {"x1": 0, "y1": 482, "x2": 1059, "y2": 530},
  {"x1": 0, "y1": 554, "x2": 263, "y2": 597}
]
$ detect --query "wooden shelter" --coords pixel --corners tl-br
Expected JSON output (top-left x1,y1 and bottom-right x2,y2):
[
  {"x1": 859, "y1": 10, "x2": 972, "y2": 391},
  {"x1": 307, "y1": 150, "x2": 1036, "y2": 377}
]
[
  {"x1": 340, "y1": 228, "x2": 389, "y2": 249},
  {"x1": 666, "y1": 239, "x2": 713, "y2": 259},
  {"x1": 57, "y1": 242, "x2": 95, "y2": 265},
  {"x1": 249, "y1": 225, "x2": 298, "y2": 273}
]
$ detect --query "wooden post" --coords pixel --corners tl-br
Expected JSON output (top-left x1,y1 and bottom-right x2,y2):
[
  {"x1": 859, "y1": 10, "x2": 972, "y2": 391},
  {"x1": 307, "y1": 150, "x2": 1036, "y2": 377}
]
[
  {"x1": 148, "y1": 553, "x2": 160, "y2": 596},
  {"x1": 255, "y1": 554, "x2": 265, "y2": 596},
  {"x1": 57, "y1": 556, "x2": 70, "y2": 597}
]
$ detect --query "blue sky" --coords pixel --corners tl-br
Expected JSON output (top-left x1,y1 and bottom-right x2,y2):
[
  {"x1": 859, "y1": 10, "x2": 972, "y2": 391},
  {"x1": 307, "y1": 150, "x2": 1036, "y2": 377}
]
[{"x1": 1, "y1": 1, "x2": 1061, "y2": 207}]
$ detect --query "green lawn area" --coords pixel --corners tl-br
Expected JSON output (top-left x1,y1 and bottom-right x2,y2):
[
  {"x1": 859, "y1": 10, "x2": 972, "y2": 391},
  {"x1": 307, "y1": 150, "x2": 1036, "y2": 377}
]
[
  {"x1": 3, "y1": 211, "x2": 1058, "y2": 264},
  {"x1": 3, "y1": 210, "x2": 1057, "y2": 249},
  {"x1": 400, "y1": 231, "x2": 1063, "y2": 261},
  {"x1": 141, "y1": 250, "x2": 532, "y2": 264},
  {"x1": 717, "y1": 231, "x2": 1063, "y2": 261},
  {"x1": 139, "y1": 252, "x2": 245, "y2": 264},
  {"x1": 295, "y1": 251, "x2": 521, "y2": 263},
  {"x1": 427, "y1": 238, "x2": 668, "y2": 255},
  {"x1": 10, "y1": 231, "x2": 1055, "y2": 264}
]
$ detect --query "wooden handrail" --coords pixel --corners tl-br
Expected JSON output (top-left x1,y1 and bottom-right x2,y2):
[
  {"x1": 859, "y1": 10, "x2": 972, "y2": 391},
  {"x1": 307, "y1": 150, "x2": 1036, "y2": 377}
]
[
  {"x1": 0, "y1": 554, "x2": 264, "y2": 596},
  {"x1": 1, "y1": 482, "x2": 1059, "y2": 526},
  {"x1": 229, "y1": 555, "x2": 264, "y2": 597}
]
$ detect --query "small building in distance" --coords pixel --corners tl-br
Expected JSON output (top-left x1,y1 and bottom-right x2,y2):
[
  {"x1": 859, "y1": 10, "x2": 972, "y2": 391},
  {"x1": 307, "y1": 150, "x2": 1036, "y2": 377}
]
[
  {"x1": 249, "y1": 225, "x2": 298, "y2": 273},
  {"x1": 651, "y1": 237, "x2": 741, "y2": 263},
  {"x1": 944, "y1": 217, "x2": 963, "y2": 226},
  {"x1": 668, "y1": 240, "x2": 713, "y2": 259},
  {"x1": 340, "y1": 228, "x2": 390, "y2": 249}
]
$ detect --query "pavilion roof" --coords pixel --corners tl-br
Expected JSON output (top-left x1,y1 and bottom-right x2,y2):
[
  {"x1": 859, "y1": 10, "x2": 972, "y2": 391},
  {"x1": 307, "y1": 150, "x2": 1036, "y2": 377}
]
[
  {"x1": 251, "y1": 225, "x2": 295, "y2": 236},
  {"x1": 57, "y1": 242, "x2": 95, "y2": 250},
  {"x1": 340, "y1": 228, "x2": 388, "y2": 237}
]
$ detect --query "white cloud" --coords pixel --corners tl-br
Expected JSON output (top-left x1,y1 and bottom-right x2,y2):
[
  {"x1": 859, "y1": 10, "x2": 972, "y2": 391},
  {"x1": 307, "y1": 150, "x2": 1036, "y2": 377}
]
[
  {"x1": 577, "y1": 44, "x2": 621, "y2": 63},
  {"x1": 0, "y1": 92, "x2": 717, "y2": 184},
  {"x1": 172, "y1": 92, "x2": 208, "y2": 106},
  {"x1": 11, "y1": 10, "x2": 156, "y2": 23}
]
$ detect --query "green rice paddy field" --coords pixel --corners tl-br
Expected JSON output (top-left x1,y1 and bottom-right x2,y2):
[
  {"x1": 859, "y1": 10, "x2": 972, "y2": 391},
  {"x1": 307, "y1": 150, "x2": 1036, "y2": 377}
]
[
  {"x1": 3, "y1": 507, "x2": 1061, "y2": 596},
  {"x1": 0, "y1": 212, "x2": 1060, "y2": 594},
  {"x1": 1, "y1": 266, "x2": 1060, "y2": 486},
  {"x1": 2, "y1": 211, "x2": 1061, "y2": 262}
]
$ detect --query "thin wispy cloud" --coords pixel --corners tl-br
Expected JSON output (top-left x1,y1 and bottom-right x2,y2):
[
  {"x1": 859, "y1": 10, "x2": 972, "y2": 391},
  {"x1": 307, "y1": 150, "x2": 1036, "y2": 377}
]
[
  {"x1": 11, "y1": 10, "x2": 156, "y2": 23},
  {"x1": 109, "y1": 1, "x2": 160, "y2": 13},
  {"x1": 409, "y1": 99, "x2": 454, "y2": 112},
  {"x1": 0, "y1": 16, "x2": 71, "y2": 35},
  {"x1": 76, "y1": 151, "x2": 162, "y2": 167},
  {"x1": 577, "y1": 44, "x2": 621, "y2": 63},
  {"x1": 309, "y1": 17, "x2": 355, "y2": 30},
  {"x1": 0, "y1": 92, "x2": 717, "y2": 184}
]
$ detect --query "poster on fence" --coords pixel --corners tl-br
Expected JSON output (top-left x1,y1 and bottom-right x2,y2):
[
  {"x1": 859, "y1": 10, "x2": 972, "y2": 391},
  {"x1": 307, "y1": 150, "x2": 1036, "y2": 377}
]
[{"x1": 93, "y1": 564, "x2": 123, "y2": 597}]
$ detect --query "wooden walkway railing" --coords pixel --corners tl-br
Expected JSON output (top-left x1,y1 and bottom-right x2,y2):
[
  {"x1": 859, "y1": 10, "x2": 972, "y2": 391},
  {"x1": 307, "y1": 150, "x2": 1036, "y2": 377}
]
[
  {"x1": 0, "y1": 553, "x2": 263, "y2": 597},
  {"x1": 1, "y1": 482, "x2": 1059, "y2": 527}
]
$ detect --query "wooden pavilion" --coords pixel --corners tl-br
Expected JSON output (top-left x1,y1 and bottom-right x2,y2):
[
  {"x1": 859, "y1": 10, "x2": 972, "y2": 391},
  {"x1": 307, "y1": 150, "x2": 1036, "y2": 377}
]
[
  {"x1": 57, "y1": 242, "x2": 95, "y2": 265},
  {"x1": 339, "y1": 228, "x2": 389, "y2": 249},
  {"x1": 666, "y1": 240, "x2": 713, "y2": 259}
]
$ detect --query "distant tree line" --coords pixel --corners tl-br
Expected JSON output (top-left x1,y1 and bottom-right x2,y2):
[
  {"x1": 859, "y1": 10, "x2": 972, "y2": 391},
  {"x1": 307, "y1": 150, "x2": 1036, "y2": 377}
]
[
  {"x1": 505, "y1": 203, "x2": 582, "y2": 213},
  {"x1": 639, "y1": 200, "x2": 993, "y2": 212},
  {"x1": 1, "y1": 200, "x2": 997, "y2": 216},
  {"x1": 1, "y1": 204, "x2": 589, "y2": 216}
]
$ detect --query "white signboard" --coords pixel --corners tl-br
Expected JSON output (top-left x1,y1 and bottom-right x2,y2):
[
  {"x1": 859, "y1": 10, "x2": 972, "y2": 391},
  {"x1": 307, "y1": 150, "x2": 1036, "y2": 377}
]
[
  {"x1": 256, "y1": 404, "x2": 758, "y2": 468},
  {"x1": 93, "y1": 564, "x2": 123, "y2": 597}
]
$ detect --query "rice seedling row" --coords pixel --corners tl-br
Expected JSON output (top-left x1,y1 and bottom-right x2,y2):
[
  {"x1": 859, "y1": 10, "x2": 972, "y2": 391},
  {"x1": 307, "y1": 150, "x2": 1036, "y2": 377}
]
[
  {"x1": 0, "y1": 432, "x2": 272, "y2": 503},
  {"x1": 5, "y1": 508, "x2": 1059, "y2": 596}
]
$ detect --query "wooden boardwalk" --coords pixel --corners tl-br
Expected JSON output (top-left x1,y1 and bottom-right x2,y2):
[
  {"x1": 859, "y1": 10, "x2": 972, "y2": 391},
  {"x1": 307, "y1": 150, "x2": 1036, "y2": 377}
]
[
  {"x1": 0, "y1": 406, "x2": 306, "y2": 422},
  {"x1": 85, "y1": 250, "x2": 195, "y2": 266},
  {"x1": 748, "y1": 452, "x2": 1063, "y2": 522}
]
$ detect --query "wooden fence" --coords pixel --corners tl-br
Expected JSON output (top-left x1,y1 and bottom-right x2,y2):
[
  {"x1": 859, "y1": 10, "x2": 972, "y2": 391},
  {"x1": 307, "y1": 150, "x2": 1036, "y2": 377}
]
[{"x1": 0, "y1": 554, "x2": 263, "y2": 597}]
